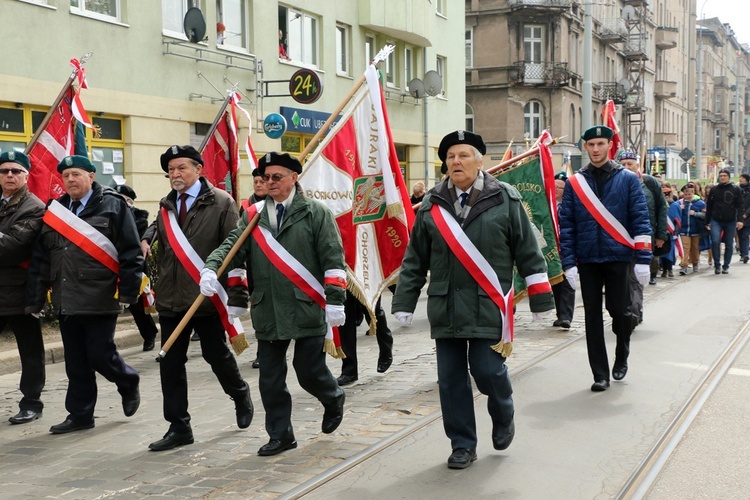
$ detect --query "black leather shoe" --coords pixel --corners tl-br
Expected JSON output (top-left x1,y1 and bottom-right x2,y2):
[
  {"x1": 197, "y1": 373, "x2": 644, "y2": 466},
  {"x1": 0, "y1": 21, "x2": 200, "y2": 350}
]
[
  {"x1": 258, "y1": 436, "x2": 298, "y2": 456},
  {"x1": 122, "y1": 387, "x2": 140, "y2": 417},
  {"x1": 591, "y1": 380, "x2": 610, "y2": 392},
  {"x1": 235, "y1": 392, "x2": 254, "y2": 429},
  {"x1": 447, "y1": 448, "x2": 477, "y2": 469},
  {"x1": 376, "y1": 356, "x2": 393, "y2": 373},
  {"x1": 336, "y1": 374, "x2": 358, "y2": 386},
  {"x1": 648, "y1": 277, "x2": 657, "y2": 285},
  {"x1": 559, "y1": 320, "x2": 571, "y2": 329},
  {"x1": 613, "y1": 364, "x2": 628, "y2": 381},
  {"x1": 322, "y1": 392, "x2": 345, "y2": 434},
  {"x1": 492, "y1": 419, "x2": 515, "y2": 450},
  {"x1": 552, "y1": 319, "x2": 562, "y2": 327},
  {"x1": 252, "y1": 358, "x2": 260, "y2": 369},
  {"x1": 9, "y1": 409, "x2": 42, "y2": 425},
  {"x1": 49, "y1": 418, "x2": 94, "y2": 434},
  {"x1": 148, "y1": 430, "x2": 194, "y2": 451},
  {"x1": 143, "y1": 338, "x2": 155, "y2": 351}
]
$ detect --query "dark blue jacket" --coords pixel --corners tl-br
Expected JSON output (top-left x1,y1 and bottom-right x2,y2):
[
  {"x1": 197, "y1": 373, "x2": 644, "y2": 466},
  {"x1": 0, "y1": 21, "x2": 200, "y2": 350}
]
[
  {"x1": 558, "y1": 161, "x2": 652, "y2": 269},
  {"x1": 677, "y1": 198, "x2": 706, "y2": 236}
]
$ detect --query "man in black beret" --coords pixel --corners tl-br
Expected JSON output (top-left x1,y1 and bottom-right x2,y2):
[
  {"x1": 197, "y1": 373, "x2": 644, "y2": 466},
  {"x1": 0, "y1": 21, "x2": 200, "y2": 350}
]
[
  {"x1": 0, "y1": 151, "x2": 47, "y2": 425},
  {"x1": 27, "y1": 154, "x2": 143, "y2": 434}
]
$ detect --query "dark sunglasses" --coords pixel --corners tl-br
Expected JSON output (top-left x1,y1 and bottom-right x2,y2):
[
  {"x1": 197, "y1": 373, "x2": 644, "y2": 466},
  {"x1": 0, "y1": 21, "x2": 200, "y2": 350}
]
[
  {"x1": 261, "y1": 173, "x2": 292, "y2": 182},
  {"x1": 0, "y1": 168, "x2": 26, "y2": 175}
]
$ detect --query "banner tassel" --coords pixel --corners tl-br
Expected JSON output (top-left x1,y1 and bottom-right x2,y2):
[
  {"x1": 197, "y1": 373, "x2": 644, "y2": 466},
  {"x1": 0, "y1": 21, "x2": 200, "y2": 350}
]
[
  {"x1": 230, "y1": 333, "x2": 250, "y2": 356},
  {"x1": 490, "y1": 340, "x2": 513, "y2": 358}
]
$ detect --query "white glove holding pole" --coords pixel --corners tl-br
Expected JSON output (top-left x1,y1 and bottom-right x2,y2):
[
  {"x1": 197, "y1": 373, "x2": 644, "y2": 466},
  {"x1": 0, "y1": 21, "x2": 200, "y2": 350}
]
[
  {"x1": 634, "y1": 264, "x2": 650, "y2": 287},
  {"x1": 564, "y1": 266, "x2": 579, "y2": 291},
  {"x1": 326, "y1": 304, "x2": 346, "y2": 327},
  {"x1": 199, "y1": 268, "x2": 220, "y2": 297},
  {"x1": 394, "y1": 311, "x2": 413, "y2": 326}
]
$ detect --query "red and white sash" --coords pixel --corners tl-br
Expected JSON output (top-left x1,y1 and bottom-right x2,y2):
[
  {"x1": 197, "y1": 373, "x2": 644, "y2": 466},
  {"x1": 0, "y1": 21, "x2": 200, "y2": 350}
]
[
  {"x1": 568, "y1": 172, "x2": 652, "y2": 251},
  {"x1": 246, "y1": 201, "x2": 343, "y2": 355},
  {"x1": 667, "y1": 217, "x2": 684, "y2": 259},
  {"x1": 160, "y1": 207, "x2": 244, "y2": 339},
  {"x1": 43, "y1": 199, "x2": 119, "y2": 274},
  {"x1": 430, "y1": 204, "x2": 515, "y2": 347}
]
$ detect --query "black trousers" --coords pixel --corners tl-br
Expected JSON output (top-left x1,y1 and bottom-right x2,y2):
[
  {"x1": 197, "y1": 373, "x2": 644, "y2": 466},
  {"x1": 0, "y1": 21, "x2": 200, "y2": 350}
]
[
  {"x1": 339, "y1": 293, "x2": 393, "y2": 378},
  {"x1": 127, "y1": 300, "x2": 158, "y2": 341},
  {"x1": 258, "y1": 336, "x2": 343, "y2": 439},
  {"x1": 158, "y1": 314, "x2": 249, "y2": 433},
  {"x1": 0, "y1": 314, "x2": 45, "y2": 412},
  {"x1": 435, "y1": 338, "x2": 513, "y2": 451},
  {"x1": 59, "y1": 314, "x2": 139, "y2": 424},
  {"x1": 552, "y1": 276, "x2": 576, "y2": 322},
  {"x1": 578, "y1": 262, "x2": 633, "y2": 382}
]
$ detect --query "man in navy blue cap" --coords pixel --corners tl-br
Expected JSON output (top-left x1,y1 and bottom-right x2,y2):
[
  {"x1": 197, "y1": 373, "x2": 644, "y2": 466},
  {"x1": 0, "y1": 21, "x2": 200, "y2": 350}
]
[{"x1": 0, "y1": 151, "x2": 46, "y2": 425}]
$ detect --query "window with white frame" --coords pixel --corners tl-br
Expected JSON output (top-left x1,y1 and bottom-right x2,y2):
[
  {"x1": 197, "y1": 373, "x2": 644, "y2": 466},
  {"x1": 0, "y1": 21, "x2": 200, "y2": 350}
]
[
  {"x1": 466, "y1": 103, "x2": 475, "y2": 133},
  {"x1": 523, "y1": 25, "x2": 544, "y2": 63},
  {"x1": 714, "y1": 129, "x2": 721, "y2": 151},
  {"x1": 524, "y1": 101, "x2": 544, "y2": 138},
  {"x1": 715, "y1": 93, "x2": 722, "y2": 113},
  {"x1": 404, "y1": 47, "x2": 414, "y2": 90},
  {"x1": 279, "y1": 5, "x2": 319, "y2": 66},
  {"x1": 465, "y1": 29, "x2": 473, "y2": 68},
  {"x1": 162, "y1": 0, "x2": 188, "y2": 37},
  {"x1": 70, "y1": 0, "x2": 120, "y2": 22},
  {"x1": 336, "y1": 23, "x2": 350, "y2": 75},
  {"x1": 436, "y1": 55, "x2": 447, "y2": 97},
  {"x1": 365, "y1": 34, "x2": 376, "y2": 66},
  {"x1": 385, "y1": 42, "x2": 397, "y2": 87},
  {"x1": 436, "y1": 0, "x2": 446, "y2": 16},
  {"x1": 217, "y1": 0, "x2": 248, "y2": 50}
]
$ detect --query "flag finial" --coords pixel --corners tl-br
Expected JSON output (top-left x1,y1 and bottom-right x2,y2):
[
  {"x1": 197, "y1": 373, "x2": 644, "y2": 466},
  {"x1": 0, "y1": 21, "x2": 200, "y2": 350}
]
[{"x1": 372, "y1": 45, "x2": 395, "y2": 66}]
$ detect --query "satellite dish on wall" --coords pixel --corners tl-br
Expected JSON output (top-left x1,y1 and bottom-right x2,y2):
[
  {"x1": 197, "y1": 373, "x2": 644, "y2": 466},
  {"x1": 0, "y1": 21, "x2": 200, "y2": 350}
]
[
  {"x1": 618, "y1": 78, "x2": 632, "y2": 93},
  {"x1": 409, "y1": 78, "x2": 425, "y2": 99},
  {"x1": 183, "y1": 7, "x2": 206, "y2": 43},
  {"x1": 423, "y1": 71, "x2": 443, "y2": 97},
  {"x1": 622, "y1": 5, "x2": 637, "y2": 21}
]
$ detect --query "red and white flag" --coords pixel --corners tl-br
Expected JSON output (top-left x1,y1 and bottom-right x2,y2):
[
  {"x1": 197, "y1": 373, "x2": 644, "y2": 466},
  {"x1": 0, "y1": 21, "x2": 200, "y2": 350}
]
[
  {"x1": 299, "y1": 64, "x2": 414, "y2": 322},
  {"x1": 602, "y1": 100, "x2": 622, "y2": 160}
]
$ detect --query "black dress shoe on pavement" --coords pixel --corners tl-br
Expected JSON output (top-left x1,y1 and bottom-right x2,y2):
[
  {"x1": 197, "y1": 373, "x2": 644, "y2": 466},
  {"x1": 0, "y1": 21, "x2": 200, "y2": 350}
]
[
  {"x1": 258, "y1": 436, "x2": 298, "y2": 456},
  {"x1": 251, "y1": 357, "x2": 260, "y2": 369},
  {"x1": 715, "y1": 267, "x2": 721, "y2": 274},
  {"x1": 492, "y1": 419, "x2": 515, "y2": 450},
  {"x1": 9, "y1": 409, "x2": 41, "y2": 425},
  {"x1": 149, "y1": 430, "x2": 194, "y2": 451},
  {"x1": 122, "y1": 387, "x2": 140, "y2": 417},
  {"x1": 648, "y1": 277, "x2": 657, "y2": 285},
  {"x1": 447, "y1": 448, "x2": 478, "y2": 469},
  {"x1": 559, "y1": 319, "x2": 571, "y2": 329},
  {"x1": 322, "y1": 392, "x2": 345, "y2": 434},
  {"x1": 552, "y1": 319, "x2": 562, "y2": 327},
  {"x1": 377, "y1": 356, "x2": 393, "y2": 373},
  {"x1": 143, "y1": 338, "x2": 156, "y2": 351},
  {"x1": 612, "y1": 364, "x2": 628, "y2": 381},
  {"x1": 235, "y1": 392, "x2": 254, "y2": 429},
  {"x1": 591, "y1": 380, "x2": 610, "y2": 392},
  {"x1": 336, "y1": 374, "x2": 358, "y2": 386},
  {"x1": 49, "y1": 418, "x2": 95, "y2": 434}
]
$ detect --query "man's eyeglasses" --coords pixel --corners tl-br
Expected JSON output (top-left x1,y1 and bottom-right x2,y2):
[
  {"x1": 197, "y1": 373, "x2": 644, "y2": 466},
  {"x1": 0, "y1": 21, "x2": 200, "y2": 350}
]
[
  {"x1": 261, "y1": 173, "x2": 292, "y2": 182},
  {"x1": 0, "y1": 168, "x2": 26, "y2": 175}
]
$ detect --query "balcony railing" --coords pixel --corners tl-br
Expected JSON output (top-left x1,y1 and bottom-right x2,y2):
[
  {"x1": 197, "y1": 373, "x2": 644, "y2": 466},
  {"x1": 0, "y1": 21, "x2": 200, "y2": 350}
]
[
  {"x1": 510, "y1": 61, "x2": 571, "y2": 87},
  {"x1": 507, "y1": 0, "x2": 571, "y2": 10},
  {"x1": 597, "y1": 82, "x2": 628, "y2": 104},
  {"x1": 623, "y1": 34, "x2": 648, "y2": 60},
  {"x1": 600, "y1": 18, "x2": 627, "y2": 42}
]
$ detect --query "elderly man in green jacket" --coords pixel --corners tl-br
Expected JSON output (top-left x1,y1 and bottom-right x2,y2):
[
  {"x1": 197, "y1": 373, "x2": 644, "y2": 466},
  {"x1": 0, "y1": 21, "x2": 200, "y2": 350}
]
[
  {"x1": 202, "y1": 152, "x2": 347, "y2": 457},
  {"x1": 392, "y1": 130, "x2": 554, "y2": 470}
]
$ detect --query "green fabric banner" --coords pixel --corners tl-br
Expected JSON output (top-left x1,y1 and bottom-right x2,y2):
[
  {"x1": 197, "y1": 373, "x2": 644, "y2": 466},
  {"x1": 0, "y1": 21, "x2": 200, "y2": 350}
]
[{"x1": 495, "y1": 156, "x2": 563, "y2": 300}]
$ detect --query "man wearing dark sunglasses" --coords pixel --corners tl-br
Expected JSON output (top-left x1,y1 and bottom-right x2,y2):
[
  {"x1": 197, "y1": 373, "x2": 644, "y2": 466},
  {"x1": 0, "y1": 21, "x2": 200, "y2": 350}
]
[{"x1": 0, "y1": 151, "x2": 46, "y2": 425}]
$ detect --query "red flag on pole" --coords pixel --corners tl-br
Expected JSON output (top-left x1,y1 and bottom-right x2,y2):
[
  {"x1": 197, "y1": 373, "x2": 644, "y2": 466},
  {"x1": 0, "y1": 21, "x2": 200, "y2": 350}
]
[
  {"x1": 602, "y1": 100, "x2": 622, "y2": 160},
  {"x1": 300, "y1": 64, "x2": 414, "y2": 325}
]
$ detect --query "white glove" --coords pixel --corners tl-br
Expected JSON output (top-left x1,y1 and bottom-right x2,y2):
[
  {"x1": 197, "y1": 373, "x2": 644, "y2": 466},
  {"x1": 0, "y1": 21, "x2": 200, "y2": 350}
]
[
  {"x1": 227, "y1": 306, "x2": 247, "y2": 322},
  {"x1": 0, "y1": 231, "x2": 5, "y2": 238},
  {"x1": 394, "y1": 311, "x2": 413, "y2": 326},
  {"x1": 564, "y1": 266, "x2": 579, "y2": 291},
  {"x1": 634, "y1": 264, "x2": 650, "y2": 287},
  {"x1": 532, "y1": 311, "x2": 553, "y2": 322},
  {"x1": 326, "y1": 304, "x2": 346, "y2": 327},
  {"x1": 30, "y1": 312, "x2": 42, "y2": 319},
  {"x1": 200, "y1": 268, "x2": 220, "y2": 297},
  {"x1": 119, "y1": 302, "x2": 132, "y2": 308}
]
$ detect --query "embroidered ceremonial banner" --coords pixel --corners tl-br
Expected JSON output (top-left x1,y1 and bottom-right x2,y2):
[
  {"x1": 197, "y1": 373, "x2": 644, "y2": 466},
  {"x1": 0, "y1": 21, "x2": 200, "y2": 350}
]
[{"x1": 299, "y1": 65, "x2": 413, "y2": 324}]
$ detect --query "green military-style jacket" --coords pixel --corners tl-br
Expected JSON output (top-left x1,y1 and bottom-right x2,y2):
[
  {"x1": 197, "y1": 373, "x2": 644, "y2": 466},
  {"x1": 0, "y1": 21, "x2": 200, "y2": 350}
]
[
  {"x1": 205, "y1": 186, "x2": 346, "y2": 341},
  {"x1": 392, "y1": 172, "x2": 554, "y2": 340}
]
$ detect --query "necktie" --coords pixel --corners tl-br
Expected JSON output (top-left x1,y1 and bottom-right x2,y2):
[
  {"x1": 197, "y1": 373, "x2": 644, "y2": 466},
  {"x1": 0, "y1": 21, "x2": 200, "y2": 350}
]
[
  {"x1": 0, "y1": 199, "x2": 7, "y2": 210},
  {"x1": 70, "y1": 200, "x2": 82, "y2": 215},
  {"x1": 178, "y1": 193, "x2": 189, "y2": 226},
  {"x1": 276, "y1": 203, "x2": 285, "y2": 233},
  {"x1": 459, "y1": 192, "x2": 468, "y2": 208}
]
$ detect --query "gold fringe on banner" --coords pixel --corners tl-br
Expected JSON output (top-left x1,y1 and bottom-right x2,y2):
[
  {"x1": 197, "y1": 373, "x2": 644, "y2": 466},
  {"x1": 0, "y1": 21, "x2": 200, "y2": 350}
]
[
  {"x1": 490, "y1": 340, "x2": 513, "y2": 358},
  {"x1": 230, "y1": 333, "x2": 249, "y2": 355}
]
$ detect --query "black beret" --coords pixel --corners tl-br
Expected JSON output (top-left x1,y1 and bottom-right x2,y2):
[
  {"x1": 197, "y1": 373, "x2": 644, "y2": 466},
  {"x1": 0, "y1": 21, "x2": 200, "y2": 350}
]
[
  {"x1": 438, "y1": 130, "x2": 486, "y2": 162},
  {"x1": 160, "y1": 145, "x2": 203, "y2": 172},
  {"x1": 114, "y1": 184, "x2": 137, "y2": 200},
  {"x1": 258, "y1": 152, "x2": 302, "y2": 174},
  {"x1": 251, "y1": 167, "x2": 261, "y2": 177},
  {"x1": 581, "y1": 125, "x2": 614, "y2": 142},
  {"x1": 554, "y1": 171, "x2": 568, "y2": 181},
  {"x1": 57, "y1": 155, "x2": 96, "y2": 173},
  {"x1": 0, "y1": 151, "x2": 31, "y2": 171}
]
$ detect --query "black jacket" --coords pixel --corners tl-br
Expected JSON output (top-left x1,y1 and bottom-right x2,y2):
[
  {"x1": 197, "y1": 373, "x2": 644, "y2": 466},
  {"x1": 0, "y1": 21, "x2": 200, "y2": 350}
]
[
  {"x1": 27, "y1": 182, "x2": 144, "y2": 315},
  {"x1": 740, "y1": 184, "x2": 750, "y2": 220},
  {"x1": 0, "y1": 186, "x2": 44, "y2": 316},
  {"x1": 706, "y1": 182, "x2": 744, "y2": 223}
]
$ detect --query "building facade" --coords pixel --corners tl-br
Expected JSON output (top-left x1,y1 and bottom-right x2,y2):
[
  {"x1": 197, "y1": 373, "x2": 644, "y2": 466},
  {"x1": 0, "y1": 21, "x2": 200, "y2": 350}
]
[{"x1": 1, "y1": 0, "x2": 464, "y2": 215}]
